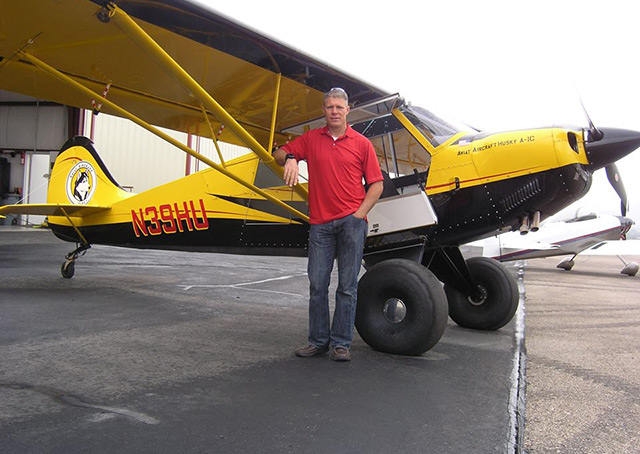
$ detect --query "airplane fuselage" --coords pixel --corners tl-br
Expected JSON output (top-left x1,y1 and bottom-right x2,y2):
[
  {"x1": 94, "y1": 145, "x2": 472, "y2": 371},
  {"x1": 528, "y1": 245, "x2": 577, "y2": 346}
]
[{"x1": 47, "y1": 125, "x2": 594, "y2": 259}]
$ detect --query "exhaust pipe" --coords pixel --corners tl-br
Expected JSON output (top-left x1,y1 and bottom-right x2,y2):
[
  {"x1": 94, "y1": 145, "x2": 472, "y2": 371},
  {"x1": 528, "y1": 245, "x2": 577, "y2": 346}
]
[
  {"x1": 519, "y1": 214, "x2": 530, "y2": 235},
  {"x1": 530, "y1": 211, "x2": 541, "y2": 232}
]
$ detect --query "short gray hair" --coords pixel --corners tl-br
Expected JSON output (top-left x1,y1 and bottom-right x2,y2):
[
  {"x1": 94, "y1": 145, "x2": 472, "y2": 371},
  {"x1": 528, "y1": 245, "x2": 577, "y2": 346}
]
[{"x1": 323, "y1": 87, "x2": 348, "y2": 105}]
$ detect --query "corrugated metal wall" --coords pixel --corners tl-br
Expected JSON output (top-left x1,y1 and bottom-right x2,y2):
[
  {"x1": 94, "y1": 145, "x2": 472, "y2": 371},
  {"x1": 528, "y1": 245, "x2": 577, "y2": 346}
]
[
  {"x1": 84, "y1": 111, "x2": 250, "y2": 192},
  {"x1": 0, "y1": 104, "x2": 67, "y2": 151}
]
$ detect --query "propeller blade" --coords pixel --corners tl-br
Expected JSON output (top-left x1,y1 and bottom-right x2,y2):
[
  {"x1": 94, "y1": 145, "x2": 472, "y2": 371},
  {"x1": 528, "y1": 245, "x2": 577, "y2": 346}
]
[
  {"x1": 605, "y1": 163, "x2": 628, "y2": 216},
  {"x1": 580, "y1": 98, "x2": 604, "y2": 142}
]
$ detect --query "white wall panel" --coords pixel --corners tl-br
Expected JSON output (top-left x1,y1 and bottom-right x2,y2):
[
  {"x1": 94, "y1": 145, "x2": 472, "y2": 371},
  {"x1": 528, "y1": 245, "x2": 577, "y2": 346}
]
[
  {"x1": 0, "y1": 105, "x2": 67, "y2": 150},
  {"x1": 191, "y1": 136, "x2": 250, "y2": 173},
  {"x1": 85, "y1": 112, "x2": 254, "y2": 192},
  {"x1": 24, "y1": 153, "x2": 51, "y2": 225},
  {"x1": 88, "y1": 111, "x2": 187, "y2": 192}
]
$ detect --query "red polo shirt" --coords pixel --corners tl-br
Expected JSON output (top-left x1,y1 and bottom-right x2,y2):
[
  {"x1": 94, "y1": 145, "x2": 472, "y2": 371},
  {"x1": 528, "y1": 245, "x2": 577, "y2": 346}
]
[{"x1": 282, "y1": 125, "x2": 383, "y2": 224}]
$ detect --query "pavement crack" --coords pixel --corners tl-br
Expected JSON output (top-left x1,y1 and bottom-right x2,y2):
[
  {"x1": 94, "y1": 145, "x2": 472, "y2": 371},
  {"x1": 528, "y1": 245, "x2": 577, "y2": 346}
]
[
  {"x1": 508, "y1": 264, "x2": 527, "y2": 453},
  {"x1": 0, "y1": 381, "x2": 159, "y2": 425}
]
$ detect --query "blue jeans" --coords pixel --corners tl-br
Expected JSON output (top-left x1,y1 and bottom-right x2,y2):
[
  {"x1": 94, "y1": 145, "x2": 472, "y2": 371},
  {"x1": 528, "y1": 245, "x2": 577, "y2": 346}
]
[{"x1": 307, "y1": 214, "x2": 368, "y2": 350}]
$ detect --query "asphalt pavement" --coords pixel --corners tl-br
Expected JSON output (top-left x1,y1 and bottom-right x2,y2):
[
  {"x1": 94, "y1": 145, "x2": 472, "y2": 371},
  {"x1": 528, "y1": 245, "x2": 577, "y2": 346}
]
[
  {"x1": 0, "y1": 228, "x2": 521, "y2": 453},
  {"x1": 522, "y1": 254, "x2": 640, "y2": 453},
  {"x1": 3, "y1": 229, "x2": 639, "y2": 453},
  {"x1": 4, "y1": 229, "x2": 638, "y2": 453}
]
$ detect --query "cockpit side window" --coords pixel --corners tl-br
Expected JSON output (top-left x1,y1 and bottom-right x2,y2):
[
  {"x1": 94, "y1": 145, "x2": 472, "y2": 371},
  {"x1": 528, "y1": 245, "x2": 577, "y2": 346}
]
[
  {"x1": 353, "y1": 114, "x2": 431, "y2": 177},
  {"x1": 368, "y1": 132, "x2": 430, "y2": 177}
]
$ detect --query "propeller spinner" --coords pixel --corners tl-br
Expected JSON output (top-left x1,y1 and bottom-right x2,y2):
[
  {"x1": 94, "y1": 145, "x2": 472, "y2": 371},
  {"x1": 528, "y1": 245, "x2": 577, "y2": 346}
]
[{"x1": 581, "y1": 103, "x2": 640, "y2": 216}]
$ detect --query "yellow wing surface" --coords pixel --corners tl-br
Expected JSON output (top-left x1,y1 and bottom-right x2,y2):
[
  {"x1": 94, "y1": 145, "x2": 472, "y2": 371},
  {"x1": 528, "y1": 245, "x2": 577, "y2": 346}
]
[{"x1": 0, "y1": 0, "x2": 388, "y2": 147}]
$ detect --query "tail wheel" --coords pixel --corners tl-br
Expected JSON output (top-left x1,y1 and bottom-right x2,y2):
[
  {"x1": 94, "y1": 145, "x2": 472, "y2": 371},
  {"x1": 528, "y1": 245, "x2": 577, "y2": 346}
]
[
  {"x1": 59, "y1": 244, "x2": 90, "y2": 279},
  {"x1": 61, "y1": 261, "x2": 75, "y2": 279},
  {"x1": 445, "y1": 257, "x2": 518, "y2": 330},
  {"x1": 356, "y1": 259, "x2": 448, "y2": 356}
]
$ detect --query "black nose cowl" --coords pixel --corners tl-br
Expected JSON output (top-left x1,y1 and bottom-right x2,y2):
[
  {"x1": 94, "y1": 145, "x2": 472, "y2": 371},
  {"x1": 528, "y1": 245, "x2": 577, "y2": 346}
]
[{"x1": 585, "y1": 127, "x2": 640, "y2": 171}]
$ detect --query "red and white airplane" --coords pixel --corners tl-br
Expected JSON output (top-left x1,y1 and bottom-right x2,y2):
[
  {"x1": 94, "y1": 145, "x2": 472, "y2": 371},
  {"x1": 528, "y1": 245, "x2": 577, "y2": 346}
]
[{"x1": 477, "y1": 211, "x2": 638, "y2": 276}]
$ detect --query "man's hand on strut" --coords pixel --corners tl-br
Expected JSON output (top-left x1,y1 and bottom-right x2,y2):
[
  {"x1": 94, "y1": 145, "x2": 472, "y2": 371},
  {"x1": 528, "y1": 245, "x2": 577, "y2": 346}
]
[{"x1": 283, "y1": 158, "x2": 299, "y2": 187}]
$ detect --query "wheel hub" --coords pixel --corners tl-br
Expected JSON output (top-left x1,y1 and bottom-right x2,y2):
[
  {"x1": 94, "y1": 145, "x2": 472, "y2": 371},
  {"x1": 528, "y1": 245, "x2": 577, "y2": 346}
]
[
  {"x1": 382, "y1": 298, "x2": 407, "y2": 323},
  {"x1": 467, "y1": 285, "x2": 488, "y2": 306}
]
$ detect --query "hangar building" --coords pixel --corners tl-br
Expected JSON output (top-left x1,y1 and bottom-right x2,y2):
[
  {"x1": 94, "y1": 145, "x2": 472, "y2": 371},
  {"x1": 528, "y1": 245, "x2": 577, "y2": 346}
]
[{"x1": 0, "y1": 89, "x2": 250, "y2": 226}]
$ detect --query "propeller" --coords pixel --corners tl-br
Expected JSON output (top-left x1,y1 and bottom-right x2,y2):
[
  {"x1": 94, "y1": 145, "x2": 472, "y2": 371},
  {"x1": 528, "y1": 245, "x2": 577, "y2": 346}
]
[
  {"x1": 580, "y1": 98, "x2": 629, "y2": 216},
  {"x1": 580, "y1": 98, "x2": 604, "y2": 142},
  {"x1": 605, "y1": 163, "x2": 629, "y2": 216}
]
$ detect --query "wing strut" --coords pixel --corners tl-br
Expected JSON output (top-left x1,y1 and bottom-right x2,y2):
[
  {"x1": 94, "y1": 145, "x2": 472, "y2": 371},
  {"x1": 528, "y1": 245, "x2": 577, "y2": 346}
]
[
  {"x1": 199, "y1": 104, "x2": 227, "y2": 169},
  {"x1": 17, "y1": 51, "x2": 309, "y2": 223},
  {"x1": 104, "y1": 3, "x2": 308, "y2": 201},
  {"x1": 267, "y1": 73, "x2": 282, "y2": 153},
  {"x1": 59, "y1": 206, "x2": 90, "y2": 247}
]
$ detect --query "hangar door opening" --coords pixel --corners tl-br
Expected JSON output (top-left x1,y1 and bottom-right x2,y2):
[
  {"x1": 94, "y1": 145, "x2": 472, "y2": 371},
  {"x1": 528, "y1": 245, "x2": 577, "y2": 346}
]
[
  {"x1": 0, "y1": 90, "x2": 71, "y2": 225},
  {"x1": 23, "y1": 153, "x2": 51, "y2": 225}
]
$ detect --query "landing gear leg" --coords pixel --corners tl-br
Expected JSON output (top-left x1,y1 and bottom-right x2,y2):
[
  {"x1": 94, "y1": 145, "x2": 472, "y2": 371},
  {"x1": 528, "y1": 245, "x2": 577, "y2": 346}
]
[
  {"x1": 61, "y1": 243, "x2": 91, "y2": 279},
  {"x1": 57, "y1": 207, "x2": 92, "y2": 279}
]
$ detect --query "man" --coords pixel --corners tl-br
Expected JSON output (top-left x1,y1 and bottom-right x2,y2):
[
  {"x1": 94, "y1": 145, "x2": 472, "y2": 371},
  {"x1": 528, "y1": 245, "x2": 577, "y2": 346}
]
[{"x1": 273, "y1": 87, "x2": 384, "y2": 361}]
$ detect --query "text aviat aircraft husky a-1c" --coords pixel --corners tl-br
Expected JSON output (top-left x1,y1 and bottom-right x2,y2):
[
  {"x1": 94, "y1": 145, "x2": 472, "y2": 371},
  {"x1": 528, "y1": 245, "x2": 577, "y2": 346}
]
[{"x1": 2, "y1": 0, "x2": 640, "y2": 356}]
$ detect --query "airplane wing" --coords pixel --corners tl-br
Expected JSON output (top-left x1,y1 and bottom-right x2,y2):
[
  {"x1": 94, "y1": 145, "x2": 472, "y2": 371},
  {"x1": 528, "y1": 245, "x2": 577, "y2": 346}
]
[
  {"x1": 481, "y1": 214, "x2": 636, "y2": 262},
  {"x1": 480, "y1": 234, "x2": 561, "y2": 260},
  {"x1": 0, "y1": 0, "x2": 390, "y2": 148},
  {"x1": 0, "y1": 203, "x2": 110, "y2": 217},
  {"x1": 582, "y1": 240, "x2": 640, "y2": 256},
  {"x1": 516, "y1": 243, "x2": 560, "y2": 251}
]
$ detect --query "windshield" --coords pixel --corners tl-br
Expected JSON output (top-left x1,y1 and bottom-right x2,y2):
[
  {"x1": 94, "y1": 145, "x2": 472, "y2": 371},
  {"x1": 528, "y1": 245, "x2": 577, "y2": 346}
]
[
  {"x1": 351, "y1": 103, "x2": 463, "y2": 177},
  {"x1": 402, "y1": 105, "x2": 461, "y2": 147}
]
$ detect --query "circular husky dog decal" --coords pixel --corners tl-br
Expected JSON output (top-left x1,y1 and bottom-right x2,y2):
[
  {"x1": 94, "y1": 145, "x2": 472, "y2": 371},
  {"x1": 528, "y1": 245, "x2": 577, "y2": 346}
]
[{"x1": 66, "y1": 161, "x2": 97, "y2": 205}]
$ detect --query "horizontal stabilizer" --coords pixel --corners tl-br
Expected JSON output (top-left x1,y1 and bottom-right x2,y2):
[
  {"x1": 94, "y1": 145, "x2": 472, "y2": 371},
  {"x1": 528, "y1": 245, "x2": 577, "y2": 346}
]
[{"x1": 0, "y1": 203, "x2": 110, "y2": 217}]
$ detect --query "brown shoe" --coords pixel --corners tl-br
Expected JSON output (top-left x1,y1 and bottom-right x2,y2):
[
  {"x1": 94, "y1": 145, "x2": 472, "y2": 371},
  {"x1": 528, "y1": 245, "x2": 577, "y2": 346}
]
[
  {"x1": 294, "y1": 344, "x2": 329, "y2": 357},
  {"x1": 331, "y1": 347, "x2": 351, "y2": 362}
]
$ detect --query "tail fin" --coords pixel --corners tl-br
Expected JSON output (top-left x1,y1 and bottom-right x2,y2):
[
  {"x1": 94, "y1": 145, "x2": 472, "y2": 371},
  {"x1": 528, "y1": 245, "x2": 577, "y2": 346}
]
[{"x1": 48, "y1": 136, "x2": 131, "y2": 206}]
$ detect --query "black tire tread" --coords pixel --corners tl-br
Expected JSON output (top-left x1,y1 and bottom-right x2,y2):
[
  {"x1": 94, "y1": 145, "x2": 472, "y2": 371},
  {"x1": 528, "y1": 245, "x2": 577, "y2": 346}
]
[
  {"x1": 445, "y1": 257, "x2": 518, "y2": 330},
  {"x1": 356, "y1": 259, "x2": 448, "y2": 356}
]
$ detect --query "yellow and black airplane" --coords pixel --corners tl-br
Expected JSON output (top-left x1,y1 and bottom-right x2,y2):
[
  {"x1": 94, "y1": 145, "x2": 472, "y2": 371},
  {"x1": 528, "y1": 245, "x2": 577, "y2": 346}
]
[{"x1": 1, "y1": 0, "x2": 639, "y2": 355}]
